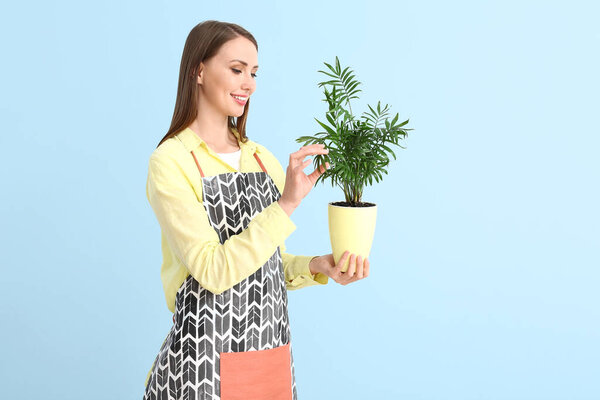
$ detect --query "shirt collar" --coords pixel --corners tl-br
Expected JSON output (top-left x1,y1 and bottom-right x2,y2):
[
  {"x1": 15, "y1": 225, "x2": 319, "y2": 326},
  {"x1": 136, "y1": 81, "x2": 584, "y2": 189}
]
[{"x1": 175, "y1": 126, "x2": 258, "y2": 155}]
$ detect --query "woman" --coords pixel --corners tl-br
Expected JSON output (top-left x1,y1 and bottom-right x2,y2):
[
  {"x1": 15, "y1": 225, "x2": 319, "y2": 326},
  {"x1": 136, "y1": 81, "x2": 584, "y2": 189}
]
[{"x1": 143, "y1": 20, "x2": 369, "y2": 400}]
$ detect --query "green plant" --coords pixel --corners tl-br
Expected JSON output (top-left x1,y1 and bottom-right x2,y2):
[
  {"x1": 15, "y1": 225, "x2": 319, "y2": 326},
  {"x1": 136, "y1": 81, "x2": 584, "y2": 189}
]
[{"x1": 296, "y1": 56, "x2": 414, "y2": 206}]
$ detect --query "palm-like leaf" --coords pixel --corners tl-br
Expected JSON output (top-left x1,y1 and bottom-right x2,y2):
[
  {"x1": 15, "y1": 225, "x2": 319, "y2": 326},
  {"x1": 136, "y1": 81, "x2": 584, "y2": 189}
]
[{"x1": 296, "y1": 56, "x2": 414, "y2": 205}]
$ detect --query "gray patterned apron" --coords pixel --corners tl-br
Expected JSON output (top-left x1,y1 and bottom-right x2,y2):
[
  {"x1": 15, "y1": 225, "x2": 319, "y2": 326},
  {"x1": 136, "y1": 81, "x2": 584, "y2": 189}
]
[{"x1": 143, "y1": 149, "x2": 297, "y2": 400}]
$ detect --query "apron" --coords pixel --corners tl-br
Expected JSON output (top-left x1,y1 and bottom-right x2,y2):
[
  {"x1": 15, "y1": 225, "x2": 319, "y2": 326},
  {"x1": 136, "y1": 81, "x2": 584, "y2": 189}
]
[{"x1": 143, "y1": 149, "x2": 297, "y2": 400}]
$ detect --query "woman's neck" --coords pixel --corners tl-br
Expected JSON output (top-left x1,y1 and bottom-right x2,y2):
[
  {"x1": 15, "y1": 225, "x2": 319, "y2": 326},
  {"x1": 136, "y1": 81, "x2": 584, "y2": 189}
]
[{"x1": 188, "y1": 120, "x2": 240, "y2": 153}]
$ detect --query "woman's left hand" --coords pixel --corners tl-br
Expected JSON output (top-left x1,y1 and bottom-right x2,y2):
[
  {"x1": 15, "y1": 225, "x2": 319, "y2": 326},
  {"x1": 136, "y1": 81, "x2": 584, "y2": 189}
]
[{"x1": 309, "y1": 251, "x2": 369, "y2": 285}]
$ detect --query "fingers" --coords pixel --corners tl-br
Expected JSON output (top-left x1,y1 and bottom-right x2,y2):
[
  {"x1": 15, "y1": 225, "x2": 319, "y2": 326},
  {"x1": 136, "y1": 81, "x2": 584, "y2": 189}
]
[
  {"x1": 346, "y1": 254, "x2": 357, "y2": 278},
  {"x1": 337, "y1": 253, "x2": 369, "y2": 286},
  {"x1": 298, "y1": 159, "x2": 312, "y2": 171},
  {"x1": 290, "y1": 144, "x2": 329, "y2": 167},
  {"x1": 340, "y1": 254, "x2": 357, "y2": 286},
  {"x1": 306, "y1": 161, "x2": 330, "y2": 183},
  {"x1": 333, "y1": 251, "x2": 350, "y2": 279},
  {"x1": 356, "y1": 255, "x2": 364, "y2": 279}
]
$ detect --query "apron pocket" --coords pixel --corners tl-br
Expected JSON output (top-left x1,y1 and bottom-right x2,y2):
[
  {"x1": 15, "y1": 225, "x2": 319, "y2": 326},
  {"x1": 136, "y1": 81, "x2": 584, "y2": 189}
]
[{"x1": 220, "y1": 342, "x2": 292, "y2": 400}]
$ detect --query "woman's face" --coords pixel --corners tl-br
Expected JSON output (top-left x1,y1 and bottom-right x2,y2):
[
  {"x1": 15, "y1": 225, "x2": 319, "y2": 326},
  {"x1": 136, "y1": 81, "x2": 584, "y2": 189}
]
[{"x1": 197, "y1": 36, "x2": 258, "y2": 118}]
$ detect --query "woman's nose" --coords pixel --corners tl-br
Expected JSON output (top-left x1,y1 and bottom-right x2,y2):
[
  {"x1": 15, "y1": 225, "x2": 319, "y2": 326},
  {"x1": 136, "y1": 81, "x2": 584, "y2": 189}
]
[{"x1": 242, "y1": 74, "x2": 255, "y2": 90}]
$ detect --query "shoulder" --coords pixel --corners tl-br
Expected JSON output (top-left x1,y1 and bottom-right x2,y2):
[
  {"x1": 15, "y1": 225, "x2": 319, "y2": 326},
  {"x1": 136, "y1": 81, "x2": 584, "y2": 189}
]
[
  {"x1": 147, "y1": 135, "x2": 194, "y2": 182},
  {"x1": 152, "y1": 134, "x2": 185, "y2": 159},
  {"x1": 151, "y1": 132, "x2": 194, "y2": 164},
  {"x1": 146, "y1": 135, "x2": 203, "y2": 201}
]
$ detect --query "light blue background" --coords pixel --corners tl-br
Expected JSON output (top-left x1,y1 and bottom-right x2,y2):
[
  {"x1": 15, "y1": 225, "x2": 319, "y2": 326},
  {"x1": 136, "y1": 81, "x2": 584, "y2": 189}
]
[{"x1": 1, "y1": 1, "x2": 598, "y2": 399}]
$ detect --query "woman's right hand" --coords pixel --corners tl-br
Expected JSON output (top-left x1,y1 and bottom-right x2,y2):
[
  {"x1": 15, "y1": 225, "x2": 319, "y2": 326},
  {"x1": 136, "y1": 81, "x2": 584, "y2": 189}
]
[
  {"x1": 311, "y1": 251, "x2": 370, "y2": 285},
  {"x1": 278, "y1": 144, "x2": 329, "y2": 216}
]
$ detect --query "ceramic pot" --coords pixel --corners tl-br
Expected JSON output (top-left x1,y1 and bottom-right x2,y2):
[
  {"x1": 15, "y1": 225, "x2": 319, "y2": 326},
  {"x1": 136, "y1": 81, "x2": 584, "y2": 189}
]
[{"x1": 328, "y1": 202, "x2": 377, "y2": 273}]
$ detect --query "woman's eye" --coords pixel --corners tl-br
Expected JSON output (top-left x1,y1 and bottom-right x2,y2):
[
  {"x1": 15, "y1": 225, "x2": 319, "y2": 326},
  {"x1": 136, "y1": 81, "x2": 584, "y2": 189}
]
[{"x1": 232, "y1": 68, "x2": 257, "y2": 78}]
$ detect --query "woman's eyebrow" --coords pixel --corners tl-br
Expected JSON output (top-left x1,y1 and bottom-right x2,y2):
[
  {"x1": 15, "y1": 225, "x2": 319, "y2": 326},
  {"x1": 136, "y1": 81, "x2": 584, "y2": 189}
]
[{"x1": 230, "y1": 59, "x2": 259, "y2": 68}]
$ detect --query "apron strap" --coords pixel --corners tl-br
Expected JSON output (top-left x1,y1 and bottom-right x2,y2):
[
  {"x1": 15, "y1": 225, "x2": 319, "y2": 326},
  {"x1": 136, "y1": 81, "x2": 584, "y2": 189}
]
[
  {"x1": 190, "y1": 150, "x2": 206, "y2": 177},
  {"x1": 190, "y1": 150, "x2": 268, "y2": 178},
  {"x1": 253, "y1": 152, "x2": 268, "y2": 175}
]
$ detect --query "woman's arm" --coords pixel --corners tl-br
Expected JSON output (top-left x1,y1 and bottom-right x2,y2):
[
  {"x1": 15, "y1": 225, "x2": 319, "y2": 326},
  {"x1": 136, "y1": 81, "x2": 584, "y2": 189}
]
[
  {"x1": 147, "y1": 152, "x2": 297, "y2": 295},
  {"x1": 281, "y1": 245, "x2": 329, "y2": 290},
  {"x1": 259, "y1": 145, "x2": 329, "y2": 289}
]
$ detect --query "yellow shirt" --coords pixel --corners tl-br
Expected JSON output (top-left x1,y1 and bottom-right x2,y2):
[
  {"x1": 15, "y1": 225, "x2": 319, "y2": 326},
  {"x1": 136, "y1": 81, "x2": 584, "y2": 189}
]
[{"x1": 146, "y1": 126, "x2": 329, "y2": 314}]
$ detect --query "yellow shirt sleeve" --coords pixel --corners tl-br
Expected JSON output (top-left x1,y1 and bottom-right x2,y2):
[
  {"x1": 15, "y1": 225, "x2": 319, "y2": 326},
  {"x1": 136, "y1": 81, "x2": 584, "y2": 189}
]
[
  {"x1": 261, "y1": 146, "x2": 329, "y2": 289},
  {"x1": 146, "y1": 152, "x2": 298, "y2": 295}
]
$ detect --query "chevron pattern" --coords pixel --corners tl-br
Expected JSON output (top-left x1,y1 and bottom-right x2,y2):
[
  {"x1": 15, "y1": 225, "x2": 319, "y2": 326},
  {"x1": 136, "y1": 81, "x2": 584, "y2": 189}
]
[{"x1": 144, "y1": 172, "x2": 298, "y2": 400}]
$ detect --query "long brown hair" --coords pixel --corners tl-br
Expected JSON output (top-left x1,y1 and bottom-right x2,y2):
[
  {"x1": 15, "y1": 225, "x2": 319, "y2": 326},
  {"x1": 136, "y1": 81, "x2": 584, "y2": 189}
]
[{"x1": 156, "y1": 20, "x2": 258, "y2": 148}]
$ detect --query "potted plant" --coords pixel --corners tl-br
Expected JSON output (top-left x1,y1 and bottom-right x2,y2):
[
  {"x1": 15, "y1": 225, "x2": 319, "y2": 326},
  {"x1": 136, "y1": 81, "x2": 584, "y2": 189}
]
[{"x1": 296, "y1": 56, "x2": 414, "y2": 272}]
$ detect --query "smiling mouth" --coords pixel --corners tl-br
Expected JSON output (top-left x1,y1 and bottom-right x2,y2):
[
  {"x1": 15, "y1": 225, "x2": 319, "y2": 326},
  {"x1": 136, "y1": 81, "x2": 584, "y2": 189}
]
[{"x1": 231, "y1": 94, "x2": 248, "y2": 105}]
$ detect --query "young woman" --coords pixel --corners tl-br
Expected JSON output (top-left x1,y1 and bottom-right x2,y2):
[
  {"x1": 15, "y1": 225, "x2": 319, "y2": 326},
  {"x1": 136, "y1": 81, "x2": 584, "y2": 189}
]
[{"x1": 143, "y1": 20, "x2": 369, "y2": 400}]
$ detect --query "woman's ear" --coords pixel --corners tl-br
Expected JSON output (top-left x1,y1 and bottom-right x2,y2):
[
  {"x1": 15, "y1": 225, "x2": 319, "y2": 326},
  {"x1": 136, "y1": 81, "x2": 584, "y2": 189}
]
[{"x1": 197, "y1": 62, "x2": 204, "y2": 85}]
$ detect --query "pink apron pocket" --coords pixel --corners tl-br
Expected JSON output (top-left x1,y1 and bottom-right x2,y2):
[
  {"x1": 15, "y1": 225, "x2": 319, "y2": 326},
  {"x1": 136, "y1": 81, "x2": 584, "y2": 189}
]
[{"x1": 220, "y1": 342, "x2": 292, "y2": 400}]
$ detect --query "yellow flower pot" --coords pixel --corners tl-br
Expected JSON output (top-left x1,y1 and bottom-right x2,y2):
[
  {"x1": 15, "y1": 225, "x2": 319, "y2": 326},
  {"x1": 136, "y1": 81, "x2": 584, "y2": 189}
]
[{"x1": 328, "y1": 202, "x2": 377, "y2": 272}]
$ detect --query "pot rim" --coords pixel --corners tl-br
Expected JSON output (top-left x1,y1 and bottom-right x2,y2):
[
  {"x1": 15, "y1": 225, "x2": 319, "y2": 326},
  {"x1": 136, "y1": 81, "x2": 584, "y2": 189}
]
[{"x1": 328, "y1": 201, "x2": 377, "y2": 208}]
